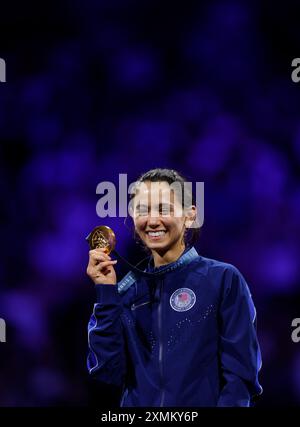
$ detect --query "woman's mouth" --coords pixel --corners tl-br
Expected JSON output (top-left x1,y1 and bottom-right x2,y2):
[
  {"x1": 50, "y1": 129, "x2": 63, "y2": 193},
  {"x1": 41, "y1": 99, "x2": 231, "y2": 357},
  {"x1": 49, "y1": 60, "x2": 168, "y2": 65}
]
[{"x1": 146, "y1": 230, "x2": 167, "y2": 240}]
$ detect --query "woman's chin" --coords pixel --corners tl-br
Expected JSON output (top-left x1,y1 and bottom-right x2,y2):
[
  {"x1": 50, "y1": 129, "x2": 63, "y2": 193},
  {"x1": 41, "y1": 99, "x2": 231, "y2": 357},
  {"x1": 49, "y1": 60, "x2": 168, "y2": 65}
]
[
  {"x1": 145, "y1": 238, "x2": 172, "y2": 252},
  {"x1": 147, "y1": 240, "x2": 166, "y2": 248}
]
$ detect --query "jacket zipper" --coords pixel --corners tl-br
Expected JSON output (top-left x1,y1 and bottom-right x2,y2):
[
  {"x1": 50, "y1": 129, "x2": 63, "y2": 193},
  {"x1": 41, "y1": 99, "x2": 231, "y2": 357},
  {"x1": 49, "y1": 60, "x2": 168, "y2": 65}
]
[{"x1": 158, "y1": 278, "x2": 165, "y2": 407}]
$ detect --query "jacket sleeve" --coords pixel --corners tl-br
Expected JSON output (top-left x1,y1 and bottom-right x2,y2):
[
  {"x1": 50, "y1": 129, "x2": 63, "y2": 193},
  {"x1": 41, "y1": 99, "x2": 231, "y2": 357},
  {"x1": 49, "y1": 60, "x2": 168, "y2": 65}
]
[
  {"x1": 217, "y1": 267, "x2": 263, "y2": 407},
  {"x1": 87, "y1": 284, "x2": 126, "y2": 389}
]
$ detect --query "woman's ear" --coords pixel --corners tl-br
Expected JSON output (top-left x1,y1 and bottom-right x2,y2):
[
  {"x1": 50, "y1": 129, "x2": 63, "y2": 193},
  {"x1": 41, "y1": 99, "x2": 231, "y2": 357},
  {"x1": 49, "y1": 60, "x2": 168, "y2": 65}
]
[{"x1": 184, "y1": 205, "x2": 197, "y2": 228}]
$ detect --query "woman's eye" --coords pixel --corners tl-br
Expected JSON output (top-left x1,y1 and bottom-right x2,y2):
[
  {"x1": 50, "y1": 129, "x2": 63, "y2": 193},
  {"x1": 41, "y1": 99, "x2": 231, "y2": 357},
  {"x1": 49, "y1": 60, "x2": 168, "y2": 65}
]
[
  {"x1": 160, "y1": 206, "x2": 172, "y2": 215},
  {"x1": 136, "y1": 207, "x2": 148, "y2": 216}
]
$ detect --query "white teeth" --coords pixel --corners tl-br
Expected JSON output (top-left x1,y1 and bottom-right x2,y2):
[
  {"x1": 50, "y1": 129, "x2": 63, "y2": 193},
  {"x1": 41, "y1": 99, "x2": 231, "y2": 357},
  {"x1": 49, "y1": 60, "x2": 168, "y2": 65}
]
[{"x1": 148, "y1": 231, "x2": 165, "y2": 237}]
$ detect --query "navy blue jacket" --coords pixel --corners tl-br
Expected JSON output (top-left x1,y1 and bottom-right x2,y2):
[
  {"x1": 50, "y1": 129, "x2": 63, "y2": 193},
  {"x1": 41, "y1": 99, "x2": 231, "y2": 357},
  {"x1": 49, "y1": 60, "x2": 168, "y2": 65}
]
[{"x1": 87, "y1": 246, "x2": 263, "y2": 407}]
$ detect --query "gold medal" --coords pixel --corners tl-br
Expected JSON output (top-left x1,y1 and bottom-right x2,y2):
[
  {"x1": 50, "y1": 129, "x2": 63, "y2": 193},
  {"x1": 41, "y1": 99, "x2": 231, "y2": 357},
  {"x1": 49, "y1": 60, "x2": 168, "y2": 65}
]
[{"x1": 86, "y1": 225, "x2": 116, "y2": 254}]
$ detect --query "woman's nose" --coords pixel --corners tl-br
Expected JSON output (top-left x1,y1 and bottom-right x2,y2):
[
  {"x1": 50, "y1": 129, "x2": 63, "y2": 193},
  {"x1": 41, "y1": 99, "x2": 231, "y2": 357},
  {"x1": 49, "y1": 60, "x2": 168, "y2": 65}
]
[{"x1": 147, "y1": 213, "x2": 161, "y2": 225}]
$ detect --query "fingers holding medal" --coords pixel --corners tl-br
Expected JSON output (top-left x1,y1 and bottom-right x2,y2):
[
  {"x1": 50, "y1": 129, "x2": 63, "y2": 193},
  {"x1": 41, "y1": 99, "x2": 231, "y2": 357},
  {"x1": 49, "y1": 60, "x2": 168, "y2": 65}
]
[{"x1": 86, "y1": 226, "x2": 117, "y2": 285}]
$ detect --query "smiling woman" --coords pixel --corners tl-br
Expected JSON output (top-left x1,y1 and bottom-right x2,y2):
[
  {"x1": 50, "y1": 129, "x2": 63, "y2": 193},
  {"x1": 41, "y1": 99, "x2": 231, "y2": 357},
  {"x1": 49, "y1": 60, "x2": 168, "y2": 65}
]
[
  {"x1": 128, "y1": 169, "x2": 200, "y2": 265},
  {"x1": 86, "y1": 167, "x2": 263, "y2": 407},
  {"x1": 129, "y1": 178, "x2": 198, "y2": 267}
]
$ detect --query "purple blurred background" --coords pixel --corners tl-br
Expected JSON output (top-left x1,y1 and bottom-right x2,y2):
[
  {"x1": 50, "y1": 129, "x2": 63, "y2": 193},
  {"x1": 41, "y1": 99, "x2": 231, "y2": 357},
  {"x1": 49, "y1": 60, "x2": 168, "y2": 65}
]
[{"x1": 0, "y1": 0, "x2": 300, "y2": 406}]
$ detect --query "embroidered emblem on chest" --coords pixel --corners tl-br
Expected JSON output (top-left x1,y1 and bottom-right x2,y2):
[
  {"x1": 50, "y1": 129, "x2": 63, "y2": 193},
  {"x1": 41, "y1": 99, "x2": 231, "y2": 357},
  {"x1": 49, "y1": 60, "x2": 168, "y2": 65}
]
[{"x1": 169, "y1": 288, "x2": 196, "y2": 312}]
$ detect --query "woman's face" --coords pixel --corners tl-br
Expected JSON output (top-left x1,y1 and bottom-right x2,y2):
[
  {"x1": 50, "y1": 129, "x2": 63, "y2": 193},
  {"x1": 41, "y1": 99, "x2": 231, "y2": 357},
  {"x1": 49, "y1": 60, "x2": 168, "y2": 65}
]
[{"x1": 131, "y1": 180, "x2": 194, "y2": 253}]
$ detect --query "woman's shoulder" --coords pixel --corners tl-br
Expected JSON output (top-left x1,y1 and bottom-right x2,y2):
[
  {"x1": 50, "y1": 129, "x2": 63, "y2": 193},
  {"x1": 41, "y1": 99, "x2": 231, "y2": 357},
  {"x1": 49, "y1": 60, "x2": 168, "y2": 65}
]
[
  {"x1": 189, "y1": 253, "x2": 248, "y2": 292},
  {"x1": 192, "y1": 253, "x2": 241, "y2": 276}
]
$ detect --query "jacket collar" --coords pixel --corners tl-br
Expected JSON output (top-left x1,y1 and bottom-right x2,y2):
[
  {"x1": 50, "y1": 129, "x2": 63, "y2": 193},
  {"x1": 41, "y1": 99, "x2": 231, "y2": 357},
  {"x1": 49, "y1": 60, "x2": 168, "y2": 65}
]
[
  {"x1": 146, "y1": 246, "x2": 199, "y2": 275},
  {"x1": 118, "y1": 246, "x2": 199, "y2": 294}
]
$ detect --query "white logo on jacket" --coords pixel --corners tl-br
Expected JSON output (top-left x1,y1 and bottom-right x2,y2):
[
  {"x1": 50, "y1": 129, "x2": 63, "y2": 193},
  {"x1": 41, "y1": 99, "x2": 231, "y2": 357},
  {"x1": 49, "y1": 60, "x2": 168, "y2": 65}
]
[{"x1": 170, "y1": 288, "x2": 196, "y2": 312}]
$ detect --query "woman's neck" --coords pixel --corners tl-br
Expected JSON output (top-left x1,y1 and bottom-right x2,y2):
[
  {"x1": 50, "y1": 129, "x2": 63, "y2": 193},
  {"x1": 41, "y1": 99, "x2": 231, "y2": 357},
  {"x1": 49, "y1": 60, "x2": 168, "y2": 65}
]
[{"x1": 152, "y1": 242, "x2": 186, "y2": 268}]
